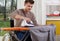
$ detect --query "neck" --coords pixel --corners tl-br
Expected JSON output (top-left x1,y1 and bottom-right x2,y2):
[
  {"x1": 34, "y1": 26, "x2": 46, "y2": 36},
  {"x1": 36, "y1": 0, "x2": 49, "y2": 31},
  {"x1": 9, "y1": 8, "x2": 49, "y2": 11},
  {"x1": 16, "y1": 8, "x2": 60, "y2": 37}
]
[{"x1": 23, "y1": 8, "x2": 28, "y2": 13}]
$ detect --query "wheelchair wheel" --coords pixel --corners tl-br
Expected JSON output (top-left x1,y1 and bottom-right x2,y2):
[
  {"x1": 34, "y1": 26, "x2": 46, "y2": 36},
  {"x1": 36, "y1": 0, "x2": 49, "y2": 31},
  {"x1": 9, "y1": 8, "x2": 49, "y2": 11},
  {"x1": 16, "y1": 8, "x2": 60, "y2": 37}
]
[{"x1": 2, "y1": 33, "x2": 12, "y2": 41}]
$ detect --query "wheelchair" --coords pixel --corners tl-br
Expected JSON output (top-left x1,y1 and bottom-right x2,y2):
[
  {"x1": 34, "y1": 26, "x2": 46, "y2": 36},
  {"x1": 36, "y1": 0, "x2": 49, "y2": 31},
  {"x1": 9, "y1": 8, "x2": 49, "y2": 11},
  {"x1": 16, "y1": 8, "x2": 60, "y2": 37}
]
[{"x1": 2, "y1": 19, "x2": 32, "y2": 41}]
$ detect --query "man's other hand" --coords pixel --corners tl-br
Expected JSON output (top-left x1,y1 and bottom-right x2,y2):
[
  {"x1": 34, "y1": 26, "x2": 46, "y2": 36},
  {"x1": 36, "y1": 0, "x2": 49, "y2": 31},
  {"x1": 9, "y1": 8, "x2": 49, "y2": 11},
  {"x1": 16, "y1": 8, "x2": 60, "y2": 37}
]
[{"x1": 24, "y1": 17, "x2": 31, "y2": 23}]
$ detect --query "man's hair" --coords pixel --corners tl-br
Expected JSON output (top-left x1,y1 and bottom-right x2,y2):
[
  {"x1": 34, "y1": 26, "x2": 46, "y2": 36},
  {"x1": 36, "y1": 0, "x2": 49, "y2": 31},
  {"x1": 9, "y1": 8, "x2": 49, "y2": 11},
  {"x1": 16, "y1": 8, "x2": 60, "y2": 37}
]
[{"x1": 25, "y1": 0, "x2": 34, "y2": 4}]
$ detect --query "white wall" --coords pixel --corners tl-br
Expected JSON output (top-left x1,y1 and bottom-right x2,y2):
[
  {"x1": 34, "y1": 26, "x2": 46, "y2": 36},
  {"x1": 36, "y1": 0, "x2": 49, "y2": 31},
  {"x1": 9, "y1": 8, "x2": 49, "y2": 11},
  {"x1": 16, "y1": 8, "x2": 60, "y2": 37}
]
[
  {"x1": 31, "y1": 0, "x2": 42, "y2": 25},
  {"x1": 17, "y1": 0, "x2": 24, "y2": 9},
  {"x1": 46, "y1": 0, "x2": 60, "y2": 5},
  {"x1": 17, "y1": 0, "x2": 46, "y2": 25},
  {"x1": 41, "y1": 0, "x2": 46, "y2": 25}
]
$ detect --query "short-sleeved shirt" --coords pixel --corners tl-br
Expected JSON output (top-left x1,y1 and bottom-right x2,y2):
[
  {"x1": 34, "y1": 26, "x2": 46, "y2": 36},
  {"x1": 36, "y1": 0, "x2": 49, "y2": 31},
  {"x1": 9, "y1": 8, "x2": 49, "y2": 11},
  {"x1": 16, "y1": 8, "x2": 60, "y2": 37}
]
[{"x1": 10, "y1": 9, "x2": 38, "y2": 27}]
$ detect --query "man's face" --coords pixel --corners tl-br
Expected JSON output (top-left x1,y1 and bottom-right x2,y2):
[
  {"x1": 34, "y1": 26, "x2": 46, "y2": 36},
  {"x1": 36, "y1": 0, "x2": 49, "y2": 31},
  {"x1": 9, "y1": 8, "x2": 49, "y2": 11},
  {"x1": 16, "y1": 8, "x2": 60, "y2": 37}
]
[{"x1": 24, "y1": 2, "x2": 34, "y2": 11}]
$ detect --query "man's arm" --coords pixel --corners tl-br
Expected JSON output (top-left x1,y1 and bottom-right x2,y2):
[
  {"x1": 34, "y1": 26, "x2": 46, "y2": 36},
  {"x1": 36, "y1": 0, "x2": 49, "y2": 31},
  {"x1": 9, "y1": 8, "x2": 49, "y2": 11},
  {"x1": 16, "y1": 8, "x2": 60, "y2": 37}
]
[
  {"x1": 10, "y1": 10, "x2": 24, "y2": 20},
  {"x1": 10, "y1": 9, "x2": 31, "y2": 22},
  {"x1": 31, "y1": 13, "x2": 38, "y2": 26}
]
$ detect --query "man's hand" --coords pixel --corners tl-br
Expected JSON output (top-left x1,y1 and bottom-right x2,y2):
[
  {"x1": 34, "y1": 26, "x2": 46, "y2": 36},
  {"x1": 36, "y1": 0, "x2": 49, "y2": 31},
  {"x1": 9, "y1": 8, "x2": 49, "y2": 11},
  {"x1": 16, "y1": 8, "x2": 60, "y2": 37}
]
[
  {"x1": 15, "y1": 15, "x2": 22, "y2": 20},
  {"x1": 15, "y1": 15, "x2": 31, "y2": 22},
  {"x1": 24, "y1": 17, "x2": 31, "y2": 23}
]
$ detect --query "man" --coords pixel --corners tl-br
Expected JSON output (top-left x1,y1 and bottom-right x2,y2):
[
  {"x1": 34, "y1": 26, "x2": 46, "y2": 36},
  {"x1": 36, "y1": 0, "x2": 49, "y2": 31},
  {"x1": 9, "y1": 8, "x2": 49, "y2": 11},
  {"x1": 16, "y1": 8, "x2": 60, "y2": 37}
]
[
  {"x1": 10, "y1": 0, "x2": 38, "y2": 27},
  {"x1": 10, "y1": 0, "x2": 38, "y2": 41}
]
